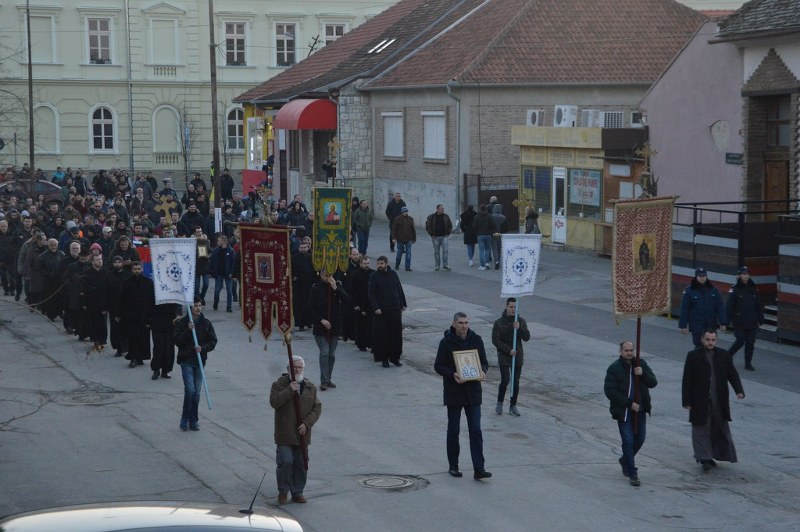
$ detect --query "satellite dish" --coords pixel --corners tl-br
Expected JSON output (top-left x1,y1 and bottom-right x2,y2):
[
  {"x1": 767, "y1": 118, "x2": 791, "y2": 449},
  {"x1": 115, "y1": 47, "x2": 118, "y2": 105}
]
[{"x1": 0, "y1": 138, "x2": 5, "y2": 151}]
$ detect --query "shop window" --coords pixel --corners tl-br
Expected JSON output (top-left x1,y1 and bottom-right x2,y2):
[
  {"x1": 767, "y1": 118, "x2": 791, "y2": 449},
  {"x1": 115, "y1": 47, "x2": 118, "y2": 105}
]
[{"x1": 568, "y1": 168, "x2": 602, "y2": 220}]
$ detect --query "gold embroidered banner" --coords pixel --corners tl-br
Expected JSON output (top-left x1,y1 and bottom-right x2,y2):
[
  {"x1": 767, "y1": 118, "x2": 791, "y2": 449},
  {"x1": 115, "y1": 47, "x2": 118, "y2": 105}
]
[
  {"x1": 612, "y1": 196, "x2": 676, "y2": 319},
  {"x1": 312, "y1": 186, "x2": 352, "y2": 273}
]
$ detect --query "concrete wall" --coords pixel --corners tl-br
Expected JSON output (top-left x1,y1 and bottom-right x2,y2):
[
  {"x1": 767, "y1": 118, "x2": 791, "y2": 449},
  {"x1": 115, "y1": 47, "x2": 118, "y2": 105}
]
[
  {"x1": 373, "y1": 178, "x2": 455, "y2": 228},
  {"x1": 640, "y1": 22, "x2": 744, "y2": 205}
]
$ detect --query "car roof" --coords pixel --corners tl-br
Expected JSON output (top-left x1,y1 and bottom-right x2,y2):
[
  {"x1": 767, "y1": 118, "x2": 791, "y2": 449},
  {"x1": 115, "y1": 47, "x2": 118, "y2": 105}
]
[{"x1": 0, "y1": 501, "x2": 303, "y2": 532}]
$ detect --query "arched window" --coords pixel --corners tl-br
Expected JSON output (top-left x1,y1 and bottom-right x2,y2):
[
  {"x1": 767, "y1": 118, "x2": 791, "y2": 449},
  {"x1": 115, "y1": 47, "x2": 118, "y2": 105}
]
[
  {"x1": 33, "y1": 104, "x2": 59, "y2": 154},
  {"x1": 226, "y1": 107, "x2": 244, "y2": 151},
  {"x1": 90, "y1": 106, "x2": 116, "y2": 152},
  {"x1": 153, "y1": 105, "x2": 181, "y2": 153}
]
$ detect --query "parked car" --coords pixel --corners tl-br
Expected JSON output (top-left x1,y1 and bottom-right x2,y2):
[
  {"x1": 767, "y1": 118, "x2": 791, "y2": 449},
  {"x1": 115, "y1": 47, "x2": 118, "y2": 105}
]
[
  {"x1": 0, "y1": 179, "x2": 63, "y2": 206},
  {"x1": 0, "y1": 501, "x2": 304, "y2": 531}
]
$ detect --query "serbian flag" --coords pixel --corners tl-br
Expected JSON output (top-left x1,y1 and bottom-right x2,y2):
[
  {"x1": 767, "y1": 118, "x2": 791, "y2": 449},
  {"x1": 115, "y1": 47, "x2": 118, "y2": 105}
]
[
  {"x1": 612, "y1": 196, "x2": 676, "y2": 319},
  {"x1": 149, "y1": 238, "x2": 197, "y2": 305},
  {"x1": 312, "y1": 187, "x2": 352, "y2": 273},
  {"x1": 137, "y1": 245, "x2": 153, "y2": 279},
  {"x1": 240, "y1": 224, "x2": 293, "y2": 340},
  {"x1": 501, "y1": 234, "x2": 542, "y2": 297}
]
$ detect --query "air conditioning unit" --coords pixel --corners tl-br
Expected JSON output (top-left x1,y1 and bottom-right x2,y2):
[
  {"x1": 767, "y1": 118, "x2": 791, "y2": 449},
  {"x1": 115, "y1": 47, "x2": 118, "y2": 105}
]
[
  {"x1": 581, "y1": 109, "x2": 603, "y2": 127},
  {"x1": 525, "y1": 109, "x2": 543, "y2": 127},
  {"x1": 553, "y1": 105, "x2": 577, "y2": 127}
]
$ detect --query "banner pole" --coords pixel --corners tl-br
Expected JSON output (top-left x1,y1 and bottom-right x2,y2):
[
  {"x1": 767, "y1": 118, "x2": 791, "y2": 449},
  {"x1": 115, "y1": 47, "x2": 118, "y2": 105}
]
[
  {"x1": 633, "y1": 316, "x2": 641, "y2": 434},
  {"x1": 187, "y1": 303, "x2": 212, "y2": 409},
  {"x1": 509, "y1": 301, "x2": 520, "y2": 401},
  {"x1": 284, "y1": 332, "x2": 309, "y2": 470}
]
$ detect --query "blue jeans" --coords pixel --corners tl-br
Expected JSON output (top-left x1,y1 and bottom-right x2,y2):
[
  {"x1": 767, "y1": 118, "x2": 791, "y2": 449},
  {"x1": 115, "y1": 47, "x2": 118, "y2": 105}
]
[
  {"x1": 432, "y1": 236, "x2": 449, "y2": 268},
  {"x1": 446, "y1": 404, "x2": 485, "y2": 471},
  {"x1": 214, "y1": 276, "x2": 233, "y2": 309},
  {"x1": 180, "y1": 363, "x2": 203, "y2": 427},
  {"x1": 618, "y1": 412, "x2": 646, "y2": 477},
  {"x1": 276, "y1": 445, "x2": 307, "y2": 496},
  {"x1": 315, "y1": 334, "x2": 338, "y2": 385},
  {"x1": 466, "y1": 243, "x2": 475, "y2": 261},
  {"x1": 395, "y1": 241, "x2": 412, "y2": 270},
  {"x1": 356, "y1": 229, "x2": 369, "y2": 255},
  {"x1": 477, "y1": 235, "x2": 492, "y2": 267},
  {"x1": 195, "y1": 274, "x2": 209, "y2": 301}
]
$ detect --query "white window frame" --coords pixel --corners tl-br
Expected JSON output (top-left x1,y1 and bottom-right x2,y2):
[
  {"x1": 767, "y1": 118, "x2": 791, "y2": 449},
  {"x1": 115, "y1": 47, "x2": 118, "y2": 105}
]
[
  {"x1": 323, "y1": 23, "x2": 347, "y2": 46},
  {"x1": 224, "y1": 20, "x2": 248, "y2": 66},
  {"x1": 382, "y1": 112, "x2": 404, "y2": 158},
  {"x1": 88, "y1": 104, "x2": 118, "y2": 154},
  {"x1": 27, "y1": 14, "x2": 58, "y2": 64},
  {"x1": 152, "y1": 105, "x2": 181, "y2": 154},
  {"x1": 422, "y1": 110, "x2": 446, "y2": 161},
  {"x1": 86, "y1": 17, "x2": 114, "y2": 64},
  {"x1": 275, "y1": 22, "x2": 297, "y2": 67},
  {"x1": 33, "y1": 103, "x2": 60, "y2": 154},
  {"x1": 226, "y1": 106, "x2": 245, "y2": 152},
  {"x1": 630, "y1": 111, "x2": 644, "y2": 128},
  {"x1": 147, "y1": 17, "x2": 180, "y2": 65}
]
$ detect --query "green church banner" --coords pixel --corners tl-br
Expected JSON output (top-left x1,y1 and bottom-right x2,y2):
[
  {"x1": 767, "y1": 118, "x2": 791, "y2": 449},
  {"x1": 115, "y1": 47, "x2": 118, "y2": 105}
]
[{"x1": 312, "y1": 186, "x2": 352, "y2": 273}]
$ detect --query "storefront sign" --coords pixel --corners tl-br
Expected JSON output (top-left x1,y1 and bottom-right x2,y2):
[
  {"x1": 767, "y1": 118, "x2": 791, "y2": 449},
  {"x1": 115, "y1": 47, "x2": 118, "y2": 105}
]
[{"x1": 569, "y1": 169, "x2": 601, "y2": 207}]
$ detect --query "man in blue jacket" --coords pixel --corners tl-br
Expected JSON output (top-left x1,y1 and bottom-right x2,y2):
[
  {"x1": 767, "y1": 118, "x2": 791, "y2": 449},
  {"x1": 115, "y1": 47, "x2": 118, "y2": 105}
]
[
  {"x1": 434, "y1": 312, "x2": 491, "y2": 481},
  {"x1": 679, "y1": 267, "x2": 726, "y2": 347},
  {"x1": 210, "y1": 234, "x2": 236, "y2": 312},
  {"x1": 726, "y1": 266, "x2": 764, "y2": 371}
]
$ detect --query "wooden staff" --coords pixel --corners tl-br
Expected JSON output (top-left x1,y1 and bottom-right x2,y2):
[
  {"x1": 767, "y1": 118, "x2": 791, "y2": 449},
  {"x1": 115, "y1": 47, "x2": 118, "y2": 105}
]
[
  {"x1": 633, "y1": 317, "x2": 641, "y2": 434},
  {"x1": 283, "y1": 332, "x2": 309, "y2": 470}
]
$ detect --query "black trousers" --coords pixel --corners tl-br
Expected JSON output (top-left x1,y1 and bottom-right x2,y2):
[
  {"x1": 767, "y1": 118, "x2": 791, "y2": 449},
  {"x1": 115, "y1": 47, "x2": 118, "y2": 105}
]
[
  {"x1": 87, "y1": 311, "x2": 108, "y2": 344},
  {"x1": 372, "y1": 308, "x2": 403, "y2": 363},
  {"x1": 151, "y1": 329, "x2": 175, "y2": 373},
  {"x1": 109, "y1": 315, "x2": 129, "y2": 353},
  {"x1": 126, "y1": 323, "x2": 151, "y2": 361},
  {"x1": 355, "y1": 311, "x2": 373, "y2": 351},
  {"x1": 497, "y1": 363, "x2": 522, "y2": 406}
]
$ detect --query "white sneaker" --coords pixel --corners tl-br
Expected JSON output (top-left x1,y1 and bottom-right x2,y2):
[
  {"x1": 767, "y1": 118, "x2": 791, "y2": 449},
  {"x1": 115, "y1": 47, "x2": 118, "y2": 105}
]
[
  {"x1": 469, "y1": 260, "x2": 474, "y2": 267},
  {"x1": 478, "y1": 266, "x2": 487, "y2": 270}
]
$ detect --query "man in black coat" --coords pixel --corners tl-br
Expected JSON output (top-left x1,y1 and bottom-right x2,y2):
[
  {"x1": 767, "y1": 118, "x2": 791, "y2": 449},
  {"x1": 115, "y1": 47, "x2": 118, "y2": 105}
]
[
  {"x1": 350, "y1": 255, "x2": 374, "y2": 353},
  {"x1": 121, "y1": 261, "x2": 155, "y2": 368},
  {"x1": 337, "y1": 247, "x2": 360, "y2": 342},
  {"x1": 384, "y1": 192, "x2": 405, "y2": 252},
  {"x1": 106, "y1": 256, "x2": 131, "y2": 357},
  {"x1": 151, "y1": 303, "x2": 179, "y2": 379},
  {"x1": 491, "y1": 298, "x2": 531, "y2": 417},
  {"x1": 38, "y1": 238, "x2": 65, "y2": 320},
  {"x1": 726, "y1": 266, "x2": 764, "y2": 371},
  {"x1": 309, "y1": 268, "x2": 350, "y2": 390},
  {"x1": 368, "y1": 255, "x2": 407, "y2": 367},
  {"x1": 682, "y1": 330, "x2": 745, "y2": 471},
  {"x1": 81, "y1": 254, "x2": 109, "y2": 352},
  {"x1": 434, "y1": 312, "x2": 491, "y2": 480},
  {"x1": 291, "y1": 241, "x2": 315, "y2": 330},
  {"x1": 604, "y1": 341, "x2": 657, "y2": 487}
]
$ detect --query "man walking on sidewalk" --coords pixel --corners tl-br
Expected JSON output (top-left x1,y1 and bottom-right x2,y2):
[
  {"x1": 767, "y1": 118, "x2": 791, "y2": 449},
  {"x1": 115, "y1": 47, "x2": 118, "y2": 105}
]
[
  {"x1": 726, "y1": 266, "x2": 764, "y2": 371},
  {"x1": 426, "y1": 204, "x2": 453, "y2": 271},
  {"x1": 391, "y1": 207, "x2": 416, "y2": 272},
  {"x1": 385, "y1": 192, "x2": 406, "y2": 252}
]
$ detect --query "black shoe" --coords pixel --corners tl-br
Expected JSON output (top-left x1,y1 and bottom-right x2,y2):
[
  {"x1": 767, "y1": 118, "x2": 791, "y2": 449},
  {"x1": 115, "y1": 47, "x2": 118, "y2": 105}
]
[
  {"x1": 213, "y1": 302, "x2": 218, "y2": 310},
  {"x1": 152, "y1": 371, "x2": 159, "y2": 380},
  {"x1": 392, "y1": 360, "x2": 403, "y2": 367},
  {"x1": 359, "y1": 347, "x2": 367, "y2": 352},
  {"x1": 161, "y1": 372, "x2": 171, "y2": 379},
  {"x1": 320, "y1": 384, "x2": 327, "y2": 391},
  {"x1": 128, "y1": 360, "x2": 136, "y2": 368},
  {"x1": 113, "y1": 350, "x2": 123, "y2": 357},
  {"x1": 136, "y1": 360, "x2": 144, "y2": 366},
  {"x1": 702, "y1": 460, "x2": 713, "y2": 472},
  {"x1": 326, "y1": 382, "x2": 337, "y2": 389},
  {"x1": 405, "y1": 268, "x2": 412, "y2": 271},
  {"x1": 618, "y1": 457, "x2": 630, "y2": 477},
  {"x1": 494, "y1": 262, "x2": 500, "y2": 270},
  {"x1": 629, "y1": 475, "x2": 641, "y2": 487},
  {"x1": 189, "y1": 423, "x2": 200, "y2": 431},
  {"x1": 745, "y1": 363, "x2": 755, "y2": 371},
  {"x1": 382, "y1": 361, "x2": 390, "y2": 368},
  {"x1": 473, "y1": 470, "x2": 492, "y2": 480},
  {"x1": 449, "y1": 468, "x2": 462, "y2": 478},
  {"x1": 226, "y1": 308, "x2": 232, "y2": 313}
]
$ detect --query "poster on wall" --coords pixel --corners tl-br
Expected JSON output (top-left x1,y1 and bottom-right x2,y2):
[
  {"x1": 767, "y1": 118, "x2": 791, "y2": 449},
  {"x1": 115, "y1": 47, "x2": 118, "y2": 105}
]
[{"x1": 569, "y1": 169, "x2": 601, "y2": 207}]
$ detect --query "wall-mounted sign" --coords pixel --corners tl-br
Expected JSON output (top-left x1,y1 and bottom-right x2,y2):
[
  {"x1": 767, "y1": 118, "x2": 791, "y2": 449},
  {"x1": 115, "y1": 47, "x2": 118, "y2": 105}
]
[{"x1": 725, "y1": 152, "x2": 743, "y2": 165}]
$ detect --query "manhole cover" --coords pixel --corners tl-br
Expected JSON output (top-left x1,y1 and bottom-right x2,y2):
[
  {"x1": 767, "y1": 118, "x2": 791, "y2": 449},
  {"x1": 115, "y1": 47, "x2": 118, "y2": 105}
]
[
  {"x1": 359, "y1": 475, "x2": 428, "y2": 492},
  {"x1": 59, "y1": 383, "x2": 117, "y2": 406}
]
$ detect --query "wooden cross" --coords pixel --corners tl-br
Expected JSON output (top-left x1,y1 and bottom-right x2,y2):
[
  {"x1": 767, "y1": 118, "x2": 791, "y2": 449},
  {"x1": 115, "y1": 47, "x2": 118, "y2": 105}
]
[
  {"x1": 635, "y1": 143, "x2": 657, "y2": 172},
  {"x1": 154, "y1": 195, "x2": 177, "y2": 219},
  {"x1": 327, "y1": 136, "x2": 341, "y2": 161}
]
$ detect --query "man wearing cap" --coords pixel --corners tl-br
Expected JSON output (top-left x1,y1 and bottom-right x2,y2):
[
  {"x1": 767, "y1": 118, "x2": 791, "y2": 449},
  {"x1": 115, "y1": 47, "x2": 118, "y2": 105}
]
[
  {"x1": 97, "y1": 226, "x2": 116, "y2": 259},
  {"x1": 726, "y1": 266, "x2": 764, "y2": 371},
  {"x1": 385, "y1": 192, "x2": 406, "y2": 252},
  {"x1": 679, "y1": 268, "x2": 726, "y2": 347},
  {"x1": 391, "y1": 206, "x2": 416, "y2": 272},
  {"x1": 160, "y1": 178, "x2": 179, "y2": 204}
]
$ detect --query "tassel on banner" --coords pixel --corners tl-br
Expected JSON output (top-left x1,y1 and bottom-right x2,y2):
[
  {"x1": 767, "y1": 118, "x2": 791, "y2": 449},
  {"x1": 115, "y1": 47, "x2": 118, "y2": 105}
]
[
  {"x1": 248, "y1": 333, "x2": 252, "y2": 343},
  {"x1": 264, "y1": 342, "x2": 268, "y2": 352}
]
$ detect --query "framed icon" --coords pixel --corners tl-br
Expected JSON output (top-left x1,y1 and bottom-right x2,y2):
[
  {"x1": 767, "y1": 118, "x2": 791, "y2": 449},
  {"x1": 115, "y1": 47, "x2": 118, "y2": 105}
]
[
  {"x1": 453, "y1": 349, "x2": 483, "y2": 382},
  {"x1": 254, "y1": 252, "x2": 274, "y2": 284},
  {"x1": 321, "y1": 200, "x2": 343, "y2": 226}
]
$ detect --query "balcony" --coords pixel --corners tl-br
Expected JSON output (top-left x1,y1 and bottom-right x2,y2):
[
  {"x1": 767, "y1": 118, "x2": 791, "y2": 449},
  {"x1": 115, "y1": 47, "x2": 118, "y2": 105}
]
[{"x1": 153, "y1": 65, "x2": 177, "y2": 77}]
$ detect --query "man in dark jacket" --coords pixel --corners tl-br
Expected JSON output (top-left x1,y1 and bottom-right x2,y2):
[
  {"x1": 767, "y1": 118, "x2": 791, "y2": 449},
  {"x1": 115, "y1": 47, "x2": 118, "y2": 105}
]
[
  {"x1": 491, "y1": 298, "x2": 531, "y2": 416},
  {"x1": 682, "y1": 330, "x2": 745, "y2": 472},
  {"x1": 39, "y1": 238, "x2": 65, "y2": 320},
  {"x1": 726, "y1": 266, "x2": 764, "y2": 371},
  {"x1": 291, "y1": 241, "x2": 315, "y2": 330},
  {"x1": 471, "y1": 205, "x2": 495, "y2": 270},
  {"x1": 384, "y1": 191, "x2": 406, "y2": 252},
  {"x1": 174, "y1": 297, "x2": 217, "y2": 431},
  {"x1": 309, "y1": 269, "x2": 350, "y2": 390},
  {"x1": 434, "y1": 312, "x2": 491, "y2": 480},
  {"x1": 269, "y1": 355, "x2": 322, "y2": 504},
  {"x1": 81, "y1": 253, "x2": 109, "y2": 352},
  {"x1": 63, "y1": 248, "x2": 91, "y2": 337},
  {"x1": 604, "y1": 341, "x2": 658, "y2": 487},
  {"x1": 121, "y1": 261, "x2": 154, "y2": 368},
  {"x1": 105, "y1": 256, "x2": 131, "y2": 357},
  {"x1": 391, "y1": 207, "x2": 415, "y2": 271},
  {"x1": 425, "y1": 204, "x2": 453, "y2": 271},
  {"x1": 210, "y1": 234, "x2": 236, "y2": 312},
  {"x1": 679, "y1": 267, "x2": 726, "y2": 347},
  {"x1": 151, "y1": 303, "x2": 179, "y2": 379},
  {"x1": 368, "y1": 256, "x2": 407, "y2": 367}
]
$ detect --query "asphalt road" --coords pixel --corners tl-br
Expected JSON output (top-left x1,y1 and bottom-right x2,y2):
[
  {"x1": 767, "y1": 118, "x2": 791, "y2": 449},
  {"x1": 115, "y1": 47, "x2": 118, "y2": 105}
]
[{"x1": 2, "y1": 222, "x2": 799, "y2": 531}]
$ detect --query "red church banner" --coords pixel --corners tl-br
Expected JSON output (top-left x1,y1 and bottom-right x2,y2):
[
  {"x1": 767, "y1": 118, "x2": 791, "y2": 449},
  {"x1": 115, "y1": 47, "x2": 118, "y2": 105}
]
[
  {"x1": 612, "y1": 196, "x2": 676, "y2": 319},
  {"x1": 240, "y1": 224, "x2": 293, "y2": 340}
]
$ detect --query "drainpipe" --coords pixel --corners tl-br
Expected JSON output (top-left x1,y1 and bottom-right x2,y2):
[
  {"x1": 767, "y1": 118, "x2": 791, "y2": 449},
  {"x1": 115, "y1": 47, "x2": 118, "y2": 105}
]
[
  {"x1": 446, "y1": 79, "x2": 461, "y2": 213},
  {"x1": 125, "y1": 0, "x2": 134, "y2": 174}
]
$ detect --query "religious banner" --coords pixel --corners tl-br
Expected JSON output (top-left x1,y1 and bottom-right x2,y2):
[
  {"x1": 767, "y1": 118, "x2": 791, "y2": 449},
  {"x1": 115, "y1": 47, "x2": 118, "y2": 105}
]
[
  {"x1": 612, "y1": 196, "x2": 676, "y2": 319},
  {"x1": 240, "y1": 224, "x2": 293, "y2": 340},
  {"x1": 501, "y1": 233, "x2": 542, "y2": 297},
  {"x1": 149, "y1": 238, "x2": 197, "y2": 305},
  {"x1": 312, "y1": 186, "x2": 352, "y2": 273}
]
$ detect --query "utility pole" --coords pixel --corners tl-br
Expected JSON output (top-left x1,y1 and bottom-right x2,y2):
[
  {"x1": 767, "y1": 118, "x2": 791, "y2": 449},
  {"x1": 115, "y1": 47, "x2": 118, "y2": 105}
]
[
  {"x1": 208, "y1": 0, "x2": 221, "y2": 207},
  {"x1": 26, "y1": 0, "x2": 35, "y2": 175}
]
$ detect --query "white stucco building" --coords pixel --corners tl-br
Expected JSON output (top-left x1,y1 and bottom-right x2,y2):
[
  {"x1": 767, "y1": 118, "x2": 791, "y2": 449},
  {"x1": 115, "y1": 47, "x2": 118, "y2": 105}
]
[{"x1": 0, "y1": 1, "x2": 392, "y2": 178}]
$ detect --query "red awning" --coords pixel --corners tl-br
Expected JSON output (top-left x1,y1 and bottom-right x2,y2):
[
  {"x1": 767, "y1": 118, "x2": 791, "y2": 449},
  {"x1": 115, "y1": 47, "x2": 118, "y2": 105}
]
[{"x1": 272, "y1": 99, "x2": 337, "y2": 130}]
